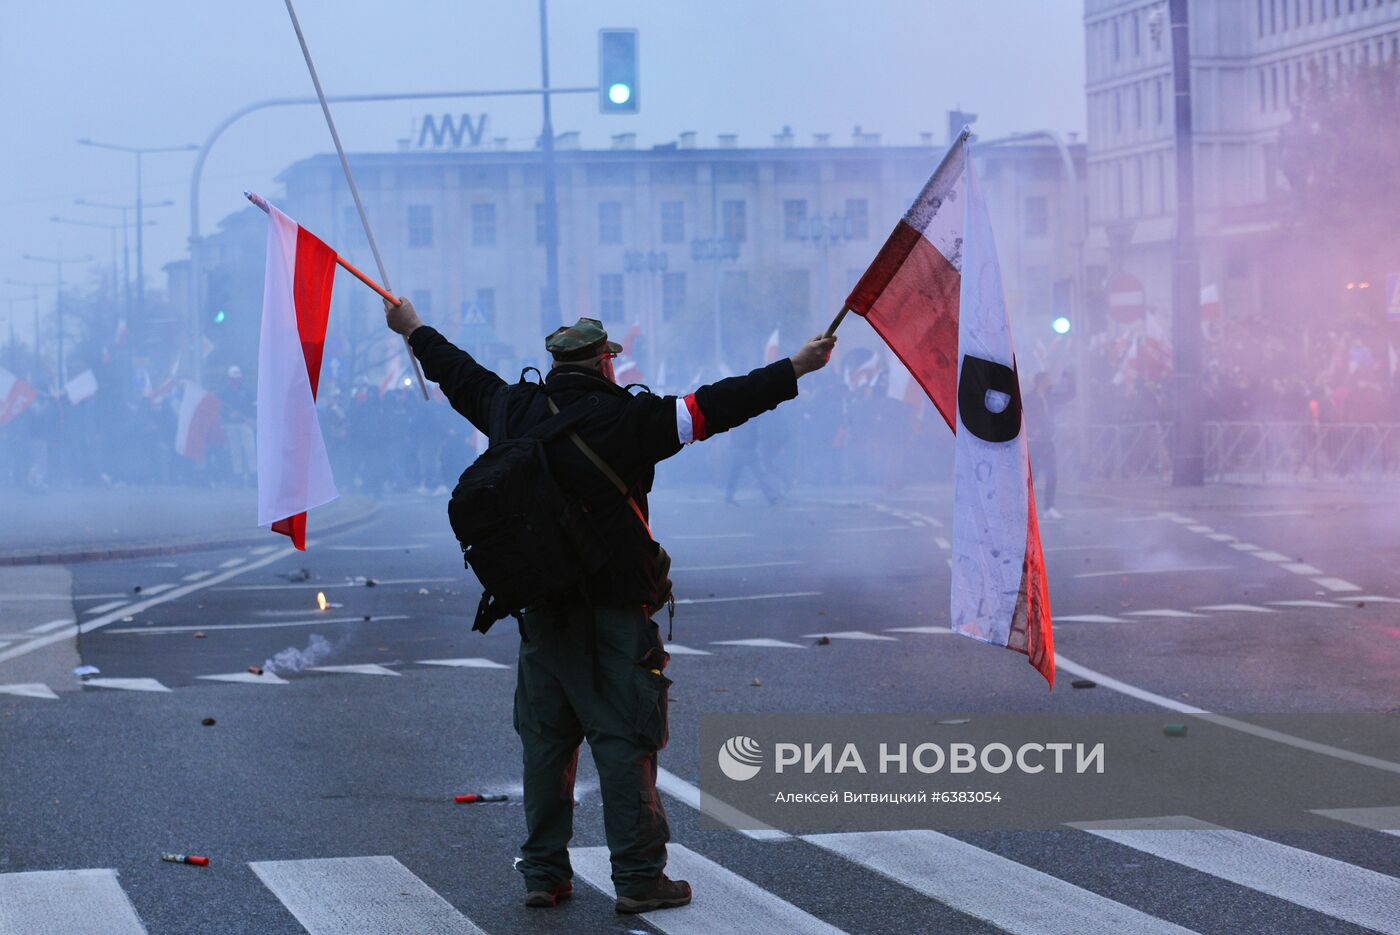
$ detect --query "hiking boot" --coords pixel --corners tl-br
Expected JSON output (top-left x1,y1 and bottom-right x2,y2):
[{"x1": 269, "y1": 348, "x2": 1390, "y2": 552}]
[
  {"x1": 524, "y1": 880, "x2": 573, "y2": 908},
  {"x1": 615, "y1": 875, "x2": 692, "y2": 914}
]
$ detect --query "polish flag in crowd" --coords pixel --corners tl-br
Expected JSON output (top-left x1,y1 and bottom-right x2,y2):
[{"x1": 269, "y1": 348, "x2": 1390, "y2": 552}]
[
  {"x1": 257, "y1": 202, "x2": 338, "y2": 551},
  {"x1": 0, "y1": 367, "x2": 37, "y2": 426},
  {"x1": 64, "y1": 369, "x2": 98, "y2": 406},
  {"x1": 764, "y1": 328, "x2": 781, "y2": 364},
  {"x1": 845, "y1": 132, "x2": 1054, "y2": 687},
  {"x1": 174, "y1": 381, "x2": 222, "y2": 464}
]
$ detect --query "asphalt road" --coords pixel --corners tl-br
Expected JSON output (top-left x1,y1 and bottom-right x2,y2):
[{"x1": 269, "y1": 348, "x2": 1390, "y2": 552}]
[{"x1": 1, "y1": 483, "x2": 1398, "y2": 935}]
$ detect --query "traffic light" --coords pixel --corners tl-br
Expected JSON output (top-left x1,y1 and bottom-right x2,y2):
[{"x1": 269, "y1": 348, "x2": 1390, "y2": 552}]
[
  {"x1": 598, "y1": 29, "x2": 639, "y2": 114},
  {"x1": 212, "y1": 309, "x2": 226, "y2": 325}
]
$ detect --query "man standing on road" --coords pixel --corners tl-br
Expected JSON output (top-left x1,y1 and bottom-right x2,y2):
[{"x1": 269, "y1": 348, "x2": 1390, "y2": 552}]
[{"x1": 383, "y1": 296, "x2": 834, "y2": 915}]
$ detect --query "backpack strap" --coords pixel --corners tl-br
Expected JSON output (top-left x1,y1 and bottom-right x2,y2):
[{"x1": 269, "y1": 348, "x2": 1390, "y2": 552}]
[
  {"x1": 489, "y1": 386, "x2": 592, "y2": 446},
  {"x1": 546, "y1": 395, "x2": 652, "y2": 536}
]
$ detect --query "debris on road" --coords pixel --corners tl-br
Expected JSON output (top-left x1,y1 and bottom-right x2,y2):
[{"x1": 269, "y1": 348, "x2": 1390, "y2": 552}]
[
  {"x1": 194, "y1": 631, "x2": 207, "y2": 639},
  {"x1": 281, "y1": 568, "x2": 312, "y2": 582},
  {"x1": 132, "y1": 585, "x2": 143, "y2": 594},
  {"x1": 201, "y1": 718, "x2": 216, "y2": 726},
  {"x1": 365, "y1": 578, "x2": 378, "y2": 587},
  {"x1": 455, "y1": 793, "x2": 508, "y2": 803},
  {"x1": 161, "y1": 853, "x2": 210, "y2": 867},
  {"x1": 72, "y1": 665, "x2": 100, "y2": 679},
  {"x1": 1163, "y1": 723, "x2": 1188, "y2": 737},
  {"x1": 1071, "y1": 679, "x2": 1097, "y2": 689},
  {"x1": 750, "y1": 677, "x2": 763, "y2": 687},
  {"x1": 814, "y1": 636, "x2": 832, "y2": 646},
  {"x1": 247, "y1": 666, "x2": 264, "y2": 676},
  {"x1": 936, "y1": 718, "x2": 971, "y2": 725},
  {"x1": 417, "y1": 588, "x2": 430, "y2": 595}
]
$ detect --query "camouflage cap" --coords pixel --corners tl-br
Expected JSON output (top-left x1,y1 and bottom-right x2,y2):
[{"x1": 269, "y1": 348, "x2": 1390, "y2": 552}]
[{"x1": 545, "y1": 317, "x2": 623, "y2": 362}]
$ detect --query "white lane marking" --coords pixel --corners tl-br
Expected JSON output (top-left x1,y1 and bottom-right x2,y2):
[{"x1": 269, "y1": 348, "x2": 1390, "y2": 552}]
[
  {"x1": 215, "y1": 576, "x2": 458, "y2": 592},
  {"x1": 0, "y1": 641, "x2": 8, "y2": 651},
  {"x1": 0, "y1": 867, "x2": 149, "y2": 934},
  {"x1": 884, "y1": 626, "x2": 955, "y2": 634},
  {"x1": 800, "y1": 630, "x2": 899, "y2": 641},
  {"x1": 1074, "y1": 566, "x2": 1230, "y2": 579},
  {"x1": 250, "y1": 544, "x2": 278, "y2": 555},
  {"x1": 1313, "y1": 577, "x2": 1362, "y2": 592},
  {"x1": 1160, "y1": 513, "x2": 1196, "y2": 524},
  {"x1": 1044, "y1": 545, "x2": 1125, "y2": 553},
  {"x1": 25, "y1": 619, "x2": 76, "y2": 634},
  {"x1": 1238, "y1": 508, "x2": 1313, "y2": 518},
  {"x1": 655, "y1": 768, "x2": 788, "y2": 840},
  {"x1": 1269, "y1": 599, "x2": 1344, "y2": 608},
  {"x1": 676, "y1": 591, "x2": 820, "y2": 606},
  {"x1": 1195, "y1": 604, "x2": 1271, "y2": 613},
  {"x1": 1074, "y1": 816, "x2": 1400, "y2": 934},
  {"x1": 1116, "y1": 514, "x2": 1167, "y2": 523},
  {"x1": 0, "y1": 546, "x2": 298, "y2": 668},
  {"x1": 711, "y1": 638, "x2": 806, "y2": 649},
  {"x1": 84, "y1": 678, "x2": 171, "y2": 693},
  {"x1": 249, "y1": 856, "x2": 485, "y2": 935},
  {"x1": 181, "y1": 570, "x2": 212, "y2": 582},
  {"x1": 573, "y1": 843, "x2": 841, "y2": 934},
  {"x1": 0, "y1": 593, "x2": 107, "y2": 602},
  {"x1": 1312, "y1": 806, "x2": 1400, "y2": 837},
  {"x1": 805, "y1": 830, "x2": 1195, "y2": 935},
  {"x1": 663, "y1": 643, "x2": 714, "y2": 656},
  {"x1": 674, "y1": 561, "x2": 802, "y2": 572},
  {"x1": 1055, "y1": 615, "x2": 1130, "y2": 623},
  {"x1": 309, "y1": 664, "x2": 400, "y2": 677},
  {"x1": 1056, "y1": 653, "x2": 1400, "y2": 774},
  {"x1": 1205, "y1": 533, "x2": 1237, "y2": 542},
  {"x1": 1251, "y1": 551, "x2": 1290, "y2": 562},
  {"x1": 105, "y1": 615, "x2": 407, "y2": 635},
  {"x1": 82, "y1": 599, "x2": 128, "y2": 616},
  {"x1": 134, "y1": 584, "x2": 176, "y2": 597},
  {"x1": 1227, "y1": 542, "x2": 1260, "y2": 552},
  {"x1": 1281, "y1": 562, "x2": 1323, "y2": 575},
  {"x1": 326, "y1": 544, "x2": 426, "y2": 551},
  {"x1": 934, "y1": 537, "x2": 951, "y2": 550},
  {"x1": 1355, "y1": 595, "x2": 1400, "y2": 603},
  {"x1": 197, "y1": 671, "x2": 289, "y2": 685},
  {"x1": 416, "y1": 658, "x2": 508, "y2": 669},
  {"x1": 1124, "y1": 609, "x2": 1207, "y2": 619},
  {"x1": 217, "y1": 558, "x2": 245, "y2": 569},
  {"x1": 668, "y1": 532, "x2": 756, "y2": 540},
  {"x1": 0, "y1": 683, "x2": 59, "y2": 700},
  {"x1": 828, "y1": 524, "x2": 921, "y2": 534},
  {"x1": 1186, "y1": 525, "x2": 1213, "y2": 533}
]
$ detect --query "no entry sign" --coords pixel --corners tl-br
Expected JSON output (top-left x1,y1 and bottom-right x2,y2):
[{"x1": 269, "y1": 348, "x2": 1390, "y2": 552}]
[{"x1": 1107, "y1": 273, "x2": 1145, "y2": 323}]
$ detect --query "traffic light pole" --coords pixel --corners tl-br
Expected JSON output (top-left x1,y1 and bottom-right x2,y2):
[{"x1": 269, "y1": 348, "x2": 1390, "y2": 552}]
[
  {"x1": 539, "y1": 0, "x2": 562, "y2": 330},
  {"x1": 1169, "y1": 0, "x2": 1204, "y2": 486}
]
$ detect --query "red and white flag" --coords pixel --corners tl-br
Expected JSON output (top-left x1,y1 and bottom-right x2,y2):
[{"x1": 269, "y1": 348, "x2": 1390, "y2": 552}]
[
  {"x1": 64, "y1": 369, "x2": 98, "y2": 406},
  {"x1": 764, "y1": 328, "x2": 781, "y2": 364},
  {"x1": 0, "y1": 367, "x2": 37, "y2": 426},
  {"x1": 846, "y1": 135, "x2": 1054, "y2": 687},
  {"x1": 175, "y1": 381, "x2": 222, "y2": 464},
  {"x1": 257, "y1": 203, "x2": 338, "y2": 551}
]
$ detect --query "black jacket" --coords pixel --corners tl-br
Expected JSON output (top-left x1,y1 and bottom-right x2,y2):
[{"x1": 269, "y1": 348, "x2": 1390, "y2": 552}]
[{"x1": 408, "y1": 326, "x2": 799, "y2": 603}]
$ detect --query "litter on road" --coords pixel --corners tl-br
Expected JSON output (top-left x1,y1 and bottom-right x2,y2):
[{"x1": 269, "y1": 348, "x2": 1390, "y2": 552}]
[
  {"x1": 1071, "y1": 679, "x2": 1097, "y2": 689},
  {"x1": 161, "y1": 853, "x2": 210, "y2": 867},
  {"x1": 1163, "y1": 723, "x2": 1188, "y2": 737},
  {"x1": 455, "y1": 794, "x2": 508, "y2": 803}
]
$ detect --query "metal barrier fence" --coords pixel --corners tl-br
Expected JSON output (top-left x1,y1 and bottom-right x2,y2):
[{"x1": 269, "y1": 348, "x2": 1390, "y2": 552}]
[{"x1": 1059, "y1": 422, "x2": 1400, "y2": 482}]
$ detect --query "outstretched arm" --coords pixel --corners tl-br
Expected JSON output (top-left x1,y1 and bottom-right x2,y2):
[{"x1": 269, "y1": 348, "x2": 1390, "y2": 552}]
[{"x1": 385, "y1": 297, "x2": 505, "y2": 433}]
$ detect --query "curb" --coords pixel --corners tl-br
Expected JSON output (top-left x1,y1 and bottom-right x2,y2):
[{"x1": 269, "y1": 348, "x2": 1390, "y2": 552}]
[{"x1": 0, "y1": 501, "x2": 381, "y2": 567}]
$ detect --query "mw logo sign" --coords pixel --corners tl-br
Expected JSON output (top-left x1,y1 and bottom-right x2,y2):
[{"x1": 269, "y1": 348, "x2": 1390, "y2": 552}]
[{"x1": 416, "y1": 114, "x2": 490, "y2": 150}]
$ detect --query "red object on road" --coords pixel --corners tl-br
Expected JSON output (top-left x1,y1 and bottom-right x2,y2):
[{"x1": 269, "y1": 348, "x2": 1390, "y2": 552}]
[
  {"x1": 247, "y1": 666, "x2": 264, "y2": 676},
  {"x1": 161, "y1": 853, "x2": 210, "y2": 867},
  {"x1": 455, "y1": 793, "x2": 508, "y2": 804}
]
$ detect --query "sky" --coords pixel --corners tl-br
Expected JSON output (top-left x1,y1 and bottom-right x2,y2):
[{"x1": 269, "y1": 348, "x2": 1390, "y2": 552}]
[{"x1": 0, "y1": 1, "x2": 1085, "y2": 342}]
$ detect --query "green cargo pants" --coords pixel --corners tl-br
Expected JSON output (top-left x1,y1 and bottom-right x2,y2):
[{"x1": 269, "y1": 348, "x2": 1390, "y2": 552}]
[{"x1": 513, "y1": 602, "x2": 672, "y2": 898}]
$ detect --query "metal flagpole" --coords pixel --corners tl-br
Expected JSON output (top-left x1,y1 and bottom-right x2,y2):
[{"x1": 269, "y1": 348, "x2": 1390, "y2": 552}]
[{"x1": 281, "y1": 0, "x2": 429, "y2": 400}]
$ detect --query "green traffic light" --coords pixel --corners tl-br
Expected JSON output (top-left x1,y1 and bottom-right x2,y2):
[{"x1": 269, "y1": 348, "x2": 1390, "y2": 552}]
[
  {"x1": 213, "y1": 310, "x2": 226, "y2": 324},
  {"x1": 608, "y1": 82, "x2": 632, "y2": 105}
]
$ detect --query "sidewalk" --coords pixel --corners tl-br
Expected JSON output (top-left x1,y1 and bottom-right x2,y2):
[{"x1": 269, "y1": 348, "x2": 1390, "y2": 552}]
[{"x1": 0, "y1": 486, "x2": 378, "y2": 565}]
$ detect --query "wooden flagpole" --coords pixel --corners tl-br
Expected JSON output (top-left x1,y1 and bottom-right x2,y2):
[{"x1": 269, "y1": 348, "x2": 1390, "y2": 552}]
[
  {"x1": 245, "y1": 191, "x2": 396, "y2": 303},
  {"x1": 823, "y1": 307, "x2": 849, "y2": 338},
  {"x1": 280, "y1": 0, "x2": 429, "y2": 400}
]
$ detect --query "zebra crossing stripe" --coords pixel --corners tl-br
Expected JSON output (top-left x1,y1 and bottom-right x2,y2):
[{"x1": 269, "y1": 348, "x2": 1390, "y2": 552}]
[
  {"x1": 1055, "y1": 615, "x2": 1129, "y2": 623},
  {"x1": 0, "y1": 683, "x2": 59, "y2": 700},
  {"x1": 416, "y1": 658, "x2": 509, "y2": 669},
  {"x1": 1312, "y1": 806, "x2": 1400, "y2": 837},
  {"x1": 1195, "y1": 604, "x2": 1270, "y2": 613},
  {"x1": 799, "y1": 630, "x2": 899, "y2": 641},
  {"x1": 884, "y1": 626, "x2": 956, "y2": 635},
  {"x1": 82, "y1": 600, "x2": 128, "y2": 616},
  {"x1": 249, "y1": 856, "x2": 484, "y2": 935},
  {"x1": 1312, "y1": 577, "x2": 1361, "y2": 592},
  {"x1": 1073, "y1": 816, "x2": 1400, "y2": 934},
  {"x1": 572, "y1": 843, "x2": 846, "y2": 935},
  {"x1": 711, "y1": 638, "x2": 806, "y2": 649},
  {"x1": 309, "y1": 664, "x2": 399, "y2": 677},
  {"x1": 655, "y1": 768, "x2": 788, "y2": 841},
  {"x1": 83, "y1": 678, "x2": 170, "y2": 693},
  {"x1": 0, "y1": 868, "x2": 147, "y2": 935},
  {"x1": 663, "y1": 643, "x2": 714, "y2": 656},
  {"x1": 805, "y1": 830, "x2": 1196, "y2": 935}
]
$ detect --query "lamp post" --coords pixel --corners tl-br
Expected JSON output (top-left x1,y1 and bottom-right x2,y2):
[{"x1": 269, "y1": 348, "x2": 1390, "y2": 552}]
[
  {"x1": 22, "y1": 253, "x2": 91, "y2": 384},
  {"x1": 3, "y1": 279, "x2": 56, "y2": 366},
  {"x1": 75, "y1": 198, "x2": 174, "y2": 324},
  {"x1": 77, "y1": 139, "x2": 198, "y2": 329}
]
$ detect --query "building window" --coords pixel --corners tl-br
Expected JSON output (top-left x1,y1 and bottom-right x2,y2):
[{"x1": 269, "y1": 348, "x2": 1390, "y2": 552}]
[
  {"x1": 845, "y1": 198, "x2": 869, "y2": 240},
  {"x1": 407, "y1": 205, "x2": 433, "y2": 248},
  {"x1": 1134, "y1": 84, "x2": 1143, "y2": 128},
  {"x1": 471, "y1": 203, "x2": 496, "y2": 247},
  {"x1": 473, "y1": 288, "x2": 496, "y2": 327},
  {"x1": 534, "y1": 203, "x2": 549, "y2": 245},
  {"x1": 1132, "y1": 11, "x2": 1141, "y2": 56},
  {"x1": 1258, "y1": 0, "x2": 1266, "y2": 35},
  {"x1": 598, "y1": 202, "x2": 623, "y2": 245},
  {"x1": 1112, "y1": 17, "x2": 1121, "y2": 60},
  {"x1": 1156, "y1": 79, "x2": 1165, "y2": 124},
  {"x1": 1271, "y1": 65, "x2": 1279, "y2": 108},
  {"x1": 660, "y1": 201, "x2": 685, "y2": 244},
  {"x1": 1114, "y1": 90, "x2": 1122, "y2": 133},
  {"x1": 1023, "y1": 196, "x2": 1049, "y2": 237},
  {"x1": 721, "y1": 199, "x2": 747, "y2": 243},
  {"x1": 662, "y1": 272, "x2": 686, "y2": 320},
  {"x1": 411, "y1": 289, "x2": 432, "y2": 313},
  {"x1": 783, "y1": 199, "x2": 807, "y2": 241},
  {"x1": 599, "y1": 273, "x2": 624, "y2": 317}
]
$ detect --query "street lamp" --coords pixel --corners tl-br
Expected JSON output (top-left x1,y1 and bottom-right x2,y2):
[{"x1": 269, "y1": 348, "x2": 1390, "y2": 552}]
[
  {"x1": 75, "y1": 198, "x2": 173, "y2": 323},
  {"x1": 23, "y1": 252, "x2": 92, "y2": 384},
  {"x1": 50, "y1": 215, "x2": 156, "y2": 321},
  {"x1": 3, "y1": 279, "x2": 57, "y2": 363},
  {"x1": 77, "y1": 138, "x2": 197, "y2": 327}
]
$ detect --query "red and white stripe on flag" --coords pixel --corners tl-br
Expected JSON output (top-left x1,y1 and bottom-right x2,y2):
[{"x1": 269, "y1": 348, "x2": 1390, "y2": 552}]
[
  {"x1": 0, "y1": 366, "x2": 37, "y2": 426},
  {"x1": 845, "y1": 139, "x2": 1054, "y2": 687},
  {"x1": 175, "y1": 381, "x2": 222, "y2": 464},
  {"x1": 257, "y1": 203, "x2": 338, "y2": 551}
]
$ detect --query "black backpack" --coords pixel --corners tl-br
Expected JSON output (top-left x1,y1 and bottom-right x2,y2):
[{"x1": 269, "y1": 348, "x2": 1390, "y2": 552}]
[{"x1": 448, "y1": 386, "x2": 610, "y2": 633}]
